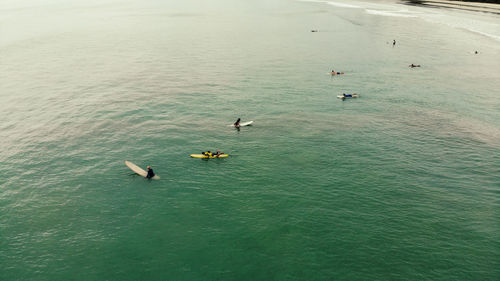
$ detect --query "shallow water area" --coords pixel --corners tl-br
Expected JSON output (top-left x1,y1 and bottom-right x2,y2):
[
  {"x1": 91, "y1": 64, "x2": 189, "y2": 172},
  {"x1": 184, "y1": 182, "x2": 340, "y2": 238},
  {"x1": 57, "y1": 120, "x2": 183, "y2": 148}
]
[{"x1": 1, "y1": 0, "x2": 499, "y2": 280}]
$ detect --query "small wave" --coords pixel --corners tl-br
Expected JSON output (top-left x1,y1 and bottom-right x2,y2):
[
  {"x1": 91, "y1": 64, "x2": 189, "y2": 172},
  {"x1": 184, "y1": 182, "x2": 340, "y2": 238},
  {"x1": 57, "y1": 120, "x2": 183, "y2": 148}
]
[
  {"x1": 327, "y1": 1, "x2": 361, "y2": 9},
  {"x1": 365, "y1": 9, "x2": 418, "y2": 18},
  {"x1": 420, "y1": 13, "x2": 500, "y2": 42},
  {"x1": 296, "y1": 0, "x2": 329, "y2": 3},
  {"x1": 468, "y1": 28, "x2": 500, "y2": 41}
]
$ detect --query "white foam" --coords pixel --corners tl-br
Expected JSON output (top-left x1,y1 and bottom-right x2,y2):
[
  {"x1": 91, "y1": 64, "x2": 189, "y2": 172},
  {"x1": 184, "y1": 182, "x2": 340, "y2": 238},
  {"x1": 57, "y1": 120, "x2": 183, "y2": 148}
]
[
  {"x1": 327, "y1": 1, "x2": 361, "y2": 9},
  {"x1": 296, "y1": 0, "x2": 329, "y2": 4},
  {"x1": 365, "y1": 9, "x2": 418, "y2": 18},
  {"x1": 419, "y1": 12, "x2": 500, "y2": 41},
  {"x1": 299, "y1": 0, "x2": 500, "y2": 42}
]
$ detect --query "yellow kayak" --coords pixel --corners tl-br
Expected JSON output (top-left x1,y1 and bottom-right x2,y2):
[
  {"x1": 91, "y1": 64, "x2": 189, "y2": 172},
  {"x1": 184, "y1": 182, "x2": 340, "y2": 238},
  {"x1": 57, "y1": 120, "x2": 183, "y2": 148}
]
[{"x1": 190, "y1": 154, "x2": 229, "y2": 159}]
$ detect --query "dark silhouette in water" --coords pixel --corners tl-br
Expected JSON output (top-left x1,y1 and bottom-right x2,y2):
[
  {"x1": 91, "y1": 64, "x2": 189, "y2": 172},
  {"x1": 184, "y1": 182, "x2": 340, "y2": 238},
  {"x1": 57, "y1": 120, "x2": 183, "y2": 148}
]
[
  {"x1": 146, "y1": 166, "x2": 155, "y2": 179},
  {"x1": 234, "y1": 118, "x2": 241, "y2": 127}
]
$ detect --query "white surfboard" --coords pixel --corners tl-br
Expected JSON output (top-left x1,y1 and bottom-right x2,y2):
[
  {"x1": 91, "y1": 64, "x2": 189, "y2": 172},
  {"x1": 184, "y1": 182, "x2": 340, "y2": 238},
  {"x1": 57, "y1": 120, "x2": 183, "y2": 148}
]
[
  {"x1": 228, "y1": 121, "x2": 254, "y2": 127},
  {"x1": 125, "y1": 161, "x2": 160, "y2": 180}
]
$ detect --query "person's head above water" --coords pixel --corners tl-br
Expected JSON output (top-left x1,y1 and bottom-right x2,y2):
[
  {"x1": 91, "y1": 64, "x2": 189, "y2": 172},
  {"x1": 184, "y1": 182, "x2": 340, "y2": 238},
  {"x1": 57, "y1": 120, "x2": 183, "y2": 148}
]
[{"x1": 147, "y1": 166, "x2": 151, "y2": 169}]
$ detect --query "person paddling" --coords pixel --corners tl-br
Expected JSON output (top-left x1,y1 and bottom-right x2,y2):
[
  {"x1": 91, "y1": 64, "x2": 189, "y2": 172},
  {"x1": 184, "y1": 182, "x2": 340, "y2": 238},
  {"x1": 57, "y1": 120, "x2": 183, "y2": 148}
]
[{"x1": 146, "y1": 166, "x2": 155, "y2": 179}]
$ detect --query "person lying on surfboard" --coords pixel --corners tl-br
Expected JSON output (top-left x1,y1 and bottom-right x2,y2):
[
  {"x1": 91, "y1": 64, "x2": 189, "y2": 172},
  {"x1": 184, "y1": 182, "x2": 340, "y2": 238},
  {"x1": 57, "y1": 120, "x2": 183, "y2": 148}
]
[
  {"x1": 234, "y1": 118, "x2": 241, "y2": 127},
  {"x1": 331, "y1": 70, "x2": 344, "y2": 75},
  {"x1": 213, "y1": 149, "x2": 224, "y2": 157},
  {"x1": 146, "y1": 166, "x2": 155, "y2": 179}
]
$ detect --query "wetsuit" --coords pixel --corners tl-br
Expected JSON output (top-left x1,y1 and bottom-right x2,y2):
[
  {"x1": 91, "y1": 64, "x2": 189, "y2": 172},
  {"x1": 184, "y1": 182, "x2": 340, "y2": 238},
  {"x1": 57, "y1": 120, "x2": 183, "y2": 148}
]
[{"x1": 146, "y1": 168, "x2": 155, "y2": 179}]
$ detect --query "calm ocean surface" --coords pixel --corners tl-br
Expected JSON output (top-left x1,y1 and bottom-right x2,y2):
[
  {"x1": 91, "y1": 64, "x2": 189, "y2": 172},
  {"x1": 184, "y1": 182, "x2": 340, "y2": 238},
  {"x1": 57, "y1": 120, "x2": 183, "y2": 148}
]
[{"x1": 1, "y1": 0, "x2": 499, "y2": 280}]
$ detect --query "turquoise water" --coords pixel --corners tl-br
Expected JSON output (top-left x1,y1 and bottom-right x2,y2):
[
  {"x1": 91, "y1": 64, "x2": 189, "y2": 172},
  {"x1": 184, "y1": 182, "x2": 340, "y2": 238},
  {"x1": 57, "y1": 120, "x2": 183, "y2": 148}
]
[{"x1": 1, "y1": 0, "x2": 499, "y2": 280}]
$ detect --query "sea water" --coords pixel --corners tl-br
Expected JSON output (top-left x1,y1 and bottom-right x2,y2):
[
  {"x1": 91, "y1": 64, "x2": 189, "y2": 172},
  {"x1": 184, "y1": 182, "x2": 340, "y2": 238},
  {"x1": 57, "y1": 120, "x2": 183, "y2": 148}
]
[{"x1": 1, "y1": 0, "x2": 499, "y2": 280}]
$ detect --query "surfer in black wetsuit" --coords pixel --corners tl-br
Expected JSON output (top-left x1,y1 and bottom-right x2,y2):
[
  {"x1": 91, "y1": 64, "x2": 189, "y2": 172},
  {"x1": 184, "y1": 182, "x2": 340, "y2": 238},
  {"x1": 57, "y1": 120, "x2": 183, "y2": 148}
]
[
  {"x1": 234, "y1": 118, "x2": 241, "y2": 127},
  {"x1": 146, "y1": 166, "x2": 155, "y2": 179},
  {"x1": 393, "y1": 39, "x2": 396, "y2": 47}
]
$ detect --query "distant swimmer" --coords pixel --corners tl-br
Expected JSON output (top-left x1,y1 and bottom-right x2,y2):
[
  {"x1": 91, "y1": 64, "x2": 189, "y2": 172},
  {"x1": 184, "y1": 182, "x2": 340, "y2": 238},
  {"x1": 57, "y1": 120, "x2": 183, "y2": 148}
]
[
  {"x1": 234, "y1": 118, "x2": 241, "y2": 127},
  {"x1": 409, "y1": 64, "x2": 421, "y2": 68},
  {"x1": 475, "y1": 51, "x2": 479, "y2": 54},
  {"x1": 393, "y1": 40, "x2": 396, "y2": 47},
  {"x1": 146, "y1": 166, "x2": 155, "y2": 179},
  {"x1": 311, "y1": 30, "x2": 318, "y2": 32},
  {"x1": 331, "y1": 70, "x2": 344, "y2": 75}
]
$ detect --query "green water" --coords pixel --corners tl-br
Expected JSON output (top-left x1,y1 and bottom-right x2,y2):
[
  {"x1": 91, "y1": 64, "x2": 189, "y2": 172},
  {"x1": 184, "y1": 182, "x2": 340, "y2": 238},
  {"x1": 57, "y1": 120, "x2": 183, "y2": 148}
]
[{"x1": 1, "y1": 0, "x2": 499, "y2": 280}]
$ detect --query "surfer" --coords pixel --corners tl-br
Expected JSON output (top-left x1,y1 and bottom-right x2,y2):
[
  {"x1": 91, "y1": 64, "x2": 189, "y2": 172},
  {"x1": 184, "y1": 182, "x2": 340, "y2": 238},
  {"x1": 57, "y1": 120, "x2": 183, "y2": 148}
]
[
  {"x1": 146, "y1": 166, "x2": 155, "y2": 179},
  {"x1": 213, "y1": 149, "x2": 224, "y2": 157},
  {"x1": 409, "y1": 64, "x2": 421, "y2": 68},
  {"x1": 234, "y1": 118, "x2": 241, "y2": 127},
  {"x1": 342, "y1": 93, "x2": 353, "y2": 98},
  {"x1": 331, "y1": 70, "x2": 344, "y2": 75},
  {"x1": 393, "y1": 39, "x2": 396, "y2": 47}
]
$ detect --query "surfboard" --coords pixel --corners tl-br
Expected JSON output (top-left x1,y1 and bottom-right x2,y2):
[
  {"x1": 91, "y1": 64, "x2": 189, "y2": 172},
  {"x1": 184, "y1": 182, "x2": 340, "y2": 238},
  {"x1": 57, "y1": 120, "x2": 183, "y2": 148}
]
[
  {"x1": 228, "y1": 121, "x2": 253, "y2": 127},
  {"x1": 125, "y1": 160, "x2": 160, "y2": 180},
  {"x1": 337, "y1": 94, "x2": 359, "y2": 99},
  {"x1": 190, "y1": 154, "x2": 229, "y2": 159}
]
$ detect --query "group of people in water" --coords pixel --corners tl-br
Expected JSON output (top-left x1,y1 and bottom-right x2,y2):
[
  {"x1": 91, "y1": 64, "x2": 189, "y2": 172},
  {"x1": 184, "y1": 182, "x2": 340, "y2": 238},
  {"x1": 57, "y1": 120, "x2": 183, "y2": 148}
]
[
  {"x1": 198, "y1": 118, "x2": 244, "y2": 159},
  {"x1": 197, "y1": 118, "x2": 243, "y2": 160}
]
